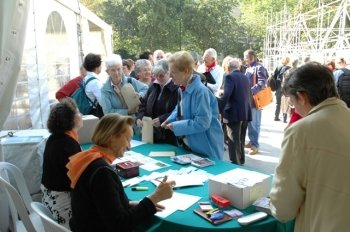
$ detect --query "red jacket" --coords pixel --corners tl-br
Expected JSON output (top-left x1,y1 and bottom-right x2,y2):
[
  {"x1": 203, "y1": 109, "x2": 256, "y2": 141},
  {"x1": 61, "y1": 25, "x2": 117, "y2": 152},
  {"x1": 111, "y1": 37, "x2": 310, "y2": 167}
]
[{"x1": 55, "y1": 76, "x2": 83, "y2": 100}]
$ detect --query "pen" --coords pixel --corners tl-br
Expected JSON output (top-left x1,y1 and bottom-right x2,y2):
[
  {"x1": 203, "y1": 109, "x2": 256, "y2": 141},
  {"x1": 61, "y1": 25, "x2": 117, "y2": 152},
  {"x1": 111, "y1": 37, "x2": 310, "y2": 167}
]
[
  {"x1": 154, "y1": 175, "x2": 167, "y2": 184},
  {"x1": 131, "y1": 186, "x2": 149, "y2": 191}
]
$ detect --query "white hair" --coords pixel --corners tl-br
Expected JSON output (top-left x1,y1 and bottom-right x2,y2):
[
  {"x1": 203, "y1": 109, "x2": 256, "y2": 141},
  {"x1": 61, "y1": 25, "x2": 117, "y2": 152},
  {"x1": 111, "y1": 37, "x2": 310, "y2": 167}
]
[
  {"x1": 105, "y1": 54, "x2": 122, "y2": 69},
  {"x1": 204, "y1": 48, "x2": 217, "y2": 60},
  {"x1": 228, "y1": 58, "x2": 241, "y2": 70},
  {"x1": 134, "y1": 59, "x2": 152, "y2": 74}
]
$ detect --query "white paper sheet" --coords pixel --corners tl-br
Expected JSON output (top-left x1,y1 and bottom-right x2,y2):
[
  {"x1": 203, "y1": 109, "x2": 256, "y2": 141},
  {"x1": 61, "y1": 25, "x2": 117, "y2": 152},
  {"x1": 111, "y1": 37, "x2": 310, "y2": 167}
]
[
  {"x1": 151, "y1": 175, "x2": 204, "y2": 188},
  {"x1": 155, "y1": 192, "x2": 201, "y2": 218}
]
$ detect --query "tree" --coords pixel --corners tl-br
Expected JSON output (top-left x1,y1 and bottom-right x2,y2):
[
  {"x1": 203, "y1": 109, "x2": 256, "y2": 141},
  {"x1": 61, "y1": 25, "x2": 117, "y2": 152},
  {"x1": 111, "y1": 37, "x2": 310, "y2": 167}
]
[{"x1": 100, "y1": 0, "x2": 241, "y2": 58}]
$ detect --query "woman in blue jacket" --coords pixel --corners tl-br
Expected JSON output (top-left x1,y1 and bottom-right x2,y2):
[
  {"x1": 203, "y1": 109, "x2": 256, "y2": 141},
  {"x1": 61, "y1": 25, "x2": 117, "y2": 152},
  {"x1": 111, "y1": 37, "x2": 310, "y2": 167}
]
[
  {"x1": 161, "y1": 51, "x2": 224, "y2": 160},
  {"x1": 101, "y1": 54, "x2": 148, "y2": 115}
]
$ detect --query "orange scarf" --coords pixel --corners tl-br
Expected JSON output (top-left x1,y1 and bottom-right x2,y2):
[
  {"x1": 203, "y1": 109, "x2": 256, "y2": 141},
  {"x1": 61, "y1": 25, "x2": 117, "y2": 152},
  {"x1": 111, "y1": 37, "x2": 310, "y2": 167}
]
[
  {"x1": 65, "y1": 130, "x2": 79, "y2": 143},
  {"x1": 66, "y1": 146, "x2": 115, "y2": 189}
]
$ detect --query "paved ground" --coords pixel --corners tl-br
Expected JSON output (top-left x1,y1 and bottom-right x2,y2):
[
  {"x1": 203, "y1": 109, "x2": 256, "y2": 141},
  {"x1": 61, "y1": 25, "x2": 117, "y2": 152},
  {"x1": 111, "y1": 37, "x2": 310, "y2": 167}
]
[{"x1": 223, "y1": 99, "x2": 288, "y2": 175}]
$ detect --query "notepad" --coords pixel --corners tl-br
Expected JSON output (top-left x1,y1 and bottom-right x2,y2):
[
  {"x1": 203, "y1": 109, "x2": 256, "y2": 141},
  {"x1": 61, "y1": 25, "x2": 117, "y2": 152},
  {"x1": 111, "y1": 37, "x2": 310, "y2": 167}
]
[{"x1": 149, "y1": 151, "x2": 175, "y2": 157}]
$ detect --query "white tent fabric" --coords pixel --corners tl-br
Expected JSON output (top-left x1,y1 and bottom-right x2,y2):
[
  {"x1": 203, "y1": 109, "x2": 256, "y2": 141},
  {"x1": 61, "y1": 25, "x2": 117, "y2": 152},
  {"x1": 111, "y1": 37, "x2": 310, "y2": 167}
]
[
  {"x1": 0, "y1": 0, "x2": 30, "y2": 130},
  {"x1": 1, "y1": 0, "x2": 112, "y2": 130}
]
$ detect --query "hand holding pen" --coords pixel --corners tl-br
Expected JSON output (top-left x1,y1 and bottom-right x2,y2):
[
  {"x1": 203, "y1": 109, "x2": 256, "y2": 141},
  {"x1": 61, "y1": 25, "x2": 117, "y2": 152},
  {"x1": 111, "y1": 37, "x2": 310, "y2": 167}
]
[{"x1": 148, "y1": 176, "x2": 176, "y2": 207}]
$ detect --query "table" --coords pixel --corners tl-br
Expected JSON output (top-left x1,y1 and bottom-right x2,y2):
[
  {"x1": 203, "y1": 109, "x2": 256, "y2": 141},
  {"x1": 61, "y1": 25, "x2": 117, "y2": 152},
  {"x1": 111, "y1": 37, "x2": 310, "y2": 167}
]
[{"x1": 82, "y1": 142, "x2": 295, "y2": 232}]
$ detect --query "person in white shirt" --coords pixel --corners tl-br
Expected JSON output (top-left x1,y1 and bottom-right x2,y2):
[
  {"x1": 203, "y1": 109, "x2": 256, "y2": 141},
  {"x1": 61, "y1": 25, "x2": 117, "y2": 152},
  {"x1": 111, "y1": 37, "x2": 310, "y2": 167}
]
[
  {"x1": 83, "y1": 53, "x2": 103, "y2": 118},
  {"x1": 202, "y1": 48, "x2": 224, "y2": 96}
]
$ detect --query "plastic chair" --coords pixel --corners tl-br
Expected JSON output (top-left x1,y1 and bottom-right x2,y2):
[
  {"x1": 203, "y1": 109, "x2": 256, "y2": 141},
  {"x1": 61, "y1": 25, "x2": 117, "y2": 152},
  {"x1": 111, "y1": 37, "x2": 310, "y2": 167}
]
[
  {"x1": 0, "y1": 162, "x2": 44, "y2": 232},
  {"x1": 31, "y1": 202, "x2": 71, "y2": 232}
]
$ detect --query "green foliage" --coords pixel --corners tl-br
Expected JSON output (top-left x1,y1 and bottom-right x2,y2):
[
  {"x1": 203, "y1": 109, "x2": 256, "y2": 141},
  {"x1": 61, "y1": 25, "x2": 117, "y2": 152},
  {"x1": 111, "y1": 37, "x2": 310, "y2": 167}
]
[
  {"x1": 81, "y1": 0, "x2": 322, "y2": 59},
  {"x1": 89, "y1": 0, "x2": 243, "y2": 58}
]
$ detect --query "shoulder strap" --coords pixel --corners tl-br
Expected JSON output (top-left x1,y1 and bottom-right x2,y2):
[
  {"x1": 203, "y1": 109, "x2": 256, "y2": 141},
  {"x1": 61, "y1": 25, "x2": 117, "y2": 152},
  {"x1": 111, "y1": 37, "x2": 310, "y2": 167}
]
[
  {"x1": 83, "y1": 77, "x2": 97, "y2": 106},
  {"x1": 127, "y1": 77, "x2": 132, "y2": 84},
  {"x1": 253, "y1": 68, "x2": 257, "y2": 85}
]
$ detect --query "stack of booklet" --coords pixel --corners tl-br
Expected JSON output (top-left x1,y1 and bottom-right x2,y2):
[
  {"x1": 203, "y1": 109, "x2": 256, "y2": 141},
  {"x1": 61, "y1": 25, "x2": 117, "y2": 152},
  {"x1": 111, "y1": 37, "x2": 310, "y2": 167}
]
[{"x1": 170, "y1": 154, "x2": 215, "y2": 168}]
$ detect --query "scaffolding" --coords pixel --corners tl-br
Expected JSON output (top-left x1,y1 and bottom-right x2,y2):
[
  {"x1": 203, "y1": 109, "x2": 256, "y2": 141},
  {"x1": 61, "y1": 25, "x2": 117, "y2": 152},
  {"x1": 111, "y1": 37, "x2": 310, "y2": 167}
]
[{"x1": 264, "y1": 0, "x2": 350, "y2": 71}]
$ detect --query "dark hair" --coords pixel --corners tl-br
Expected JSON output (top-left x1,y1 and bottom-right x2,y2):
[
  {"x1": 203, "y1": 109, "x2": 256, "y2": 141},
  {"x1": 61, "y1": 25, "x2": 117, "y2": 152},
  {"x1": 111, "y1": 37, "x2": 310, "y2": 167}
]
[
  {"x1": 282, "y1": 62, "x2": 338, "y2": 106},
  {"x1": 83, "y1": 53, "x2": 102, "y2": 72},
  {"x1": 122, "y1": 59, "x2": 134, "y2": 69},
  {"x1": 244, "y1": 49, "x2": 256, "y2": 58},
  {"x1": 47, "y1": 98, "x2": 78, "y2": 134},
  {"x1": 139, "y1": 51, "x2": 152, "y2": 60}
]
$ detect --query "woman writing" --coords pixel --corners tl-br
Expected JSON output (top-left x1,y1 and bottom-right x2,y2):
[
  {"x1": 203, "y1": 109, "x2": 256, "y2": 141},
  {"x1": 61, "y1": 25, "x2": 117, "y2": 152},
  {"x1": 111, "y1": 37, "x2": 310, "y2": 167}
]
[{"x1": 67, "y1": 113, "x2": 175, "y2": 231}]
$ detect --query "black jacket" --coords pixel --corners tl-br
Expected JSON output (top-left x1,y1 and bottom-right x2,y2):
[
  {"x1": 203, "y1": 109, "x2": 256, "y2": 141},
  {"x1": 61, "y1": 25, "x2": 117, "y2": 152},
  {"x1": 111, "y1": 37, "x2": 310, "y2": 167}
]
[
  {"x1": 136, "y1": 80, "x2": 179, "y2": 145},
  {"x1": 41, "y1": 133, "x2": 81, "y2": 191},
  {"x1": 70, "y1": 159, "x2": 156, "y2": 232}
]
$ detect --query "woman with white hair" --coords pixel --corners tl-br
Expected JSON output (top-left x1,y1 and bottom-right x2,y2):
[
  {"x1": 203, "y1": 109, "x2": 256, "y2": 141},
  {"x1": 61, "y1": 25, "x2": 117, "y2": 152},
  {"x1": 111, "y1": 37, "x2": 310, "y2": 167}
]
[
  {"x1": 135, "y1": 59, "x2": 153, "y2": 85},
  {"x1": 136, "y1": 60, "x2": 179, "y2": 146},
  {"x1": 101, "y1": 54, "x2": 148, "y2": 115}
]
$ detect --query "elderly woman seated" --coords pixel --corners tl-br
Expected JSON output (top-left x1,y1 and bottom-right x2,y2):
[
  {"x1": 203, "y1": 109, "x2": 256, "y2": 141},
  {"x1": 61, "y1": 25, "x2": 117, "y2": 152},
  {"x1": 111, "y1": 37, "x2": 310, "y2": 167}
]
[
  {"x1": 41, "y1": 98, "x2": 83, "y2": 229},
  {"x1": 101, "y1": 54, "x2": 148, "y2": 115},
  {"x1": 67, "y1": 113, "x2": 175, "y2": 231},
  {"x1": 134, "y1": 59, "x2": 153, "y2": 85},
  {"x1": 136, "y1": 60, "x2": 179, "y2": 146}
]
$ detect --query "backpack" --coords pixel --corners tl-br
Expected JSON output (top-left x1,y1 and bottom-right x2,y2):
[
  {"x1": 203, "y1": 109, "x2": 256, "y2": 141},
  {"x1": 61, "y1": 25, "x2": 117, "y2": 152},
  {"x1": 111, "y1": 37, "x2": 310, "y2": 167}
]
[
  {"x1": 70, "y1": 77, "x2": 97, "y2": 115},
  {"x1": 268, "y1": 65, "x2": 290, "y2": 91},
  {"x1": 337, "y1": 68, "x2": 350, "y2": 108},
  {"x1": 267, "y1": 75, "x2": 277, "y2": 91}
]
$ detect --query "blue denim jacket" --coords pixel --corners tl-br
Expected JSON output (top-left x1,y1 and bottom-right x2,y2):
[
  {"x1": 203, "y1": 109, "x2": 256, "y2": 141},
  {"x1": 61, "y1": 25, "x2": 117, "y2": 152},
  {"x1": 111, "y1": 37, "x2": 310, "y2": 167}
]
[{"x1": 101, "y1": 76, "x2": 148, "y2": 115}]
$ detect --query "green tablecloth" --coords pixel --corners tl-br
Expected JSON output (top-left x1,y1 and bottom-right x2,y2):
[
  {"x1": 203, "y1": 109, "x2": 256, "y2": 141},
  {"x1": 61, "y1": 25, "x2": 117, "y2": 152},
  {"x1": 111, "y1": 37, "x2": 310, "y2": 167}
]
[{"x1": 81, "y1": 143, "x2": 294, "y2": 232}]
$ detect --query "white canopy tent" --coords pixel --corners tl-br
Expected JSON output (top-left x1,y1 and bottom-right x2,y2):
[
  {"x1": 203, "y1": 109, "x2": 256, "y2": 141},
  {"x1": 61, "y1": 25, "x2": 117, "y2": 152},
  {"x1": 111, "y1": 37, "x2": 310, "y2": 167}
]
[
  {"x1": 0, "y1": 0, "x2": 112, "y2": 130},
  {"x1": 0, "y1": 1, "x2": 112, "y2": 229}
]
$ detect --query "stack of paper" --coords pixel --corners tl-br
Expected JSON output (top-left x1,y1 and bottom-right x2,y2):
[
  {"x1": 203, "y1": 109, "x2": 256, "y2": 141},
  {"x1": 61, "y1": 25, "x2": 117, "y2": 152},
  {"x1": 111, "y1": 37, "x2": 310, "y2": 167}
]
[{"x1": 155, "y1": 192, "x2": 201, "y2": 218}]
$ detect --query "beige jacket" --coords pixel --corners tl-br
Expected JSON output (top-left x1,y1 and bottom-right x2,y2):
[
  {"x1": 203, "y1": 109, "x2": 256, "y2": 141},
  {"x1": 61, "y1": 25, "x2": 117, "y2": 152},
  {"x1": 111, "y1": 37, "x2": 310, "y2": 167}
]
[{"x1": 270, "y1": 98, "x2": 350, "y2": 232}]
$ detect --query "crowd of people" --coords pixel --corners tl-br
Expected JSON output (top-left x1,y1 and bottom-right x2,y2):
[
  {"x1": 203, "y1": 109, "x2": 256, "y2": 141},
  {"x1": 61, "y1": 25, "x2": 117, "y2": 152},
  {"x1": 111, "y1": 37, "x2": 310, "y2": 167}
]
[{"x1": 44, "y1": 47, "x2": 350, "y2": 231}]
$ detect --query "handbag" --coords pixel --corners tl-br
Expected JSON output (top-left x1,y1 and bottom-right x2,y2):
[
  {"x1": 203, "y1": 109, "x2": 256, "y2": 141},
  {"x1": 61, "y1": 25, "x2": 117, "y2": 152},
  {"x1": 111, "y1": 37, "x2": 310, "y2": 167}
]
[{"x1": 252, "y1": 67, "x2": 273, "y2": 110}]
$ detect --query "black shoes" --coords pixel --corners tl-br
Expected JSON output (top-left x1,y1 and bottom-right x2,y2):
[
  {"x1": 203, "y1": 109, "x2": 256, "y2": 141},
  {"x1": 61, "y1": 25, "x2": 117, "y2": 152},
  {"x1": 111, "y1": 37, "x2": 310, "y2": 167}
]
[{"x1": 274, "y1": 118, "x2": 280, "y2": 121}]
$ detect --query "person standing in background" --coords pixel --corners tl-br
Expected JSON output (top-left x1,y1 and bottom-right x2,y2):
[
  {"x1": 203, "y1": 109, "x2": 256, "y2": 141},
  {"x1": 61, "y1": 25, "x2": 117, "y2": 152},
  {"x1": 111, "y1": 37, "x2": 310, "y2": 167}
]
[
  {"x1": 243, "y1": 50, "x2": 268, "y2": 155},
  {"x1": 82, "y1": 53, "x2": 104, "y2": 118},
  {"x1": 55, "y1": 66, "x2": 87, "y2": 101},
  {"x1": 202, "y1": 48, "x2": 224, "y2": 96},
  {"x1": 218, "y1": 58, "x2": 251, "y2": 165},
  {"x1": 272, "y1": 56, "x2": 291, "y2": 121}
]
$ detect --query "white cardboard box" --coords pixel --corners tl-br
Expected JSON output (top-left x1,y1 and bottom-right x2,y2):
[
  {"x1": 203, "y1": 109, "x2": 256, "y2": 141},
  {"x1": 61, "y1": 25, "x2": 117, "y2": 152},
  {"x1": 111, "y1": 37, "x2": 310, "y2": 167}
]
[
  {"x1": 78, "y1": 115, "x2": 99, "y2": 144},
  {"x1": 208, "y1": 168, "x2": 272, "y2": 209}
]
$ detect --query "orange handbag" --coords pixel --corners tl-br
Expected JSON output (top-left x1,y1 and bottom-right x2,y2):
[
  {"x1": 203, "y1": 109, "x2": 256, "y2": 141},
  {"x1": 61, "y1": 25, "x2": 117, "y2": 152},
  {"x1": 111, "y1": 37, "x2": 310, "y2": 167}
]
[{"x1": 252, "y1": 68, "x2": 273, "y2": 110}]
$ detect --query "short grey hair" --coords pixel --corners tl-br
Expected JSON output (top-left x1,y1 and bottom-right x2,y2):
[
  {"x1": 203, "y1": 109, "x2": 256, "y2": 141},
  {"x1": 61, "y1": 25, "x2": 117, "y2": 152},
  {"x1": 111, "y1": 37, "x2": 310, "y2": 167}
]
[
  {"x1": 134, "y1": 59, "x2": 152, "y2": 74},
  {"x1": 204, "y1": 48, "x2": 217, "y2": 60},
  {"x1": 152, "y1": 59, "x2": 169, "y2": 75},
  {"x1": 228, "y1": 58, "x2": 241, "y2": 70},
  {"x1": 105, "y1": 54, "x2": 122, "y2": 69}
]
